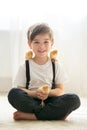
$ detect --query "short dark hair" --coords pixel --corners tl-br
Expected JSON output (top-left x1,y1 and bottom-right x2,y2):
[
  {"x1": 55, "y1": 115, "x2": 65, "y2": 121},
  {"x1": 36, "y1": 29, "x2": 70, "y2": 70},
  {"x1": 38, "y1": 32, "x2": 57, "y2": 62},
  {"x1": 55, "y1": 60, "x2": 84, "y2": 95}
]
[{"x1": 27, "y1": 23, "x2": 54, "y2": 42}]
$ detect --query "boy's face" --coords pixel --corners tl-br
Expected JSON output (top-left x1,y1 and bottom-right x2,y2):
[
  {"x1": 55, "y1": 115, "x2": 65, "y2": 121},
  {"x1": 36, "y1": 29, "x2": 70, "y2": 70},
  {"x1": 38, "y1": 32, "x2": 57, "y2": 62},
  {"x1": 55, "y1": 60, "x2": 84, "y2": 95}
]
[{"x1": 28, "y1": 34, "x2": 54, "y2": 58}]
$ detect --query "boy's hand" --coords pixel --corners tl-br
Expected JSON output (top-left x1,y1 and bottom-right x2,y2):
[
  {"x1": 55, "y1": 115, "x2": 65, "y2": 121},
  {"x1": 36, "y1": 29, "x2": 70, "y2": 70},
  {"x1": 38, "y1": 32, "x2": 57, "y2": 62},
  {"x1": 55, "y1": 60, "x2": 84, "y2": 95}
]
[{"x1": 36, "y1": 89, "x2": 49, "y2": 100}]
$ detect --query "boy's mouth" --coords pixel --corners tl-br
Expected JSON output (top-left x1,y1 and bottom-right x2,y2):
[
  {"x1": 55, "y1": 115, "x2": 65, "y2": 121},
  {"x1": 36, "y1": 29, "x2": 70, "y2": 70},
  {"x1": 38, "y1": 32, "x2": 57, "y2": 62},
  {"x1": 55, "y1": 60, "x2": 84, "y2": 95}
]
[{"x1": 38, "y1": 50, "x2": 46, "y2": 53}]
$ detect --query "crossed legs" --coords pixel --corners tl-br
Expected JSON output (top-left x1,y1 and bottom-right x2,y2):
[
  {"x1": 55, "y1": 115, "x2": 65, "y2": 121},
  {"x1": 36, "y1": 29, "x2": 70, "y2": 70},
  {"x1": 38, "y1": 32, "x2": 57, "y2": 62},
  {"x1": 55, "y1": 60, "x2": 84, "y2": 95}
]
[{"x1": 8, "y1": 88, "x2": 81, "y2": 120}]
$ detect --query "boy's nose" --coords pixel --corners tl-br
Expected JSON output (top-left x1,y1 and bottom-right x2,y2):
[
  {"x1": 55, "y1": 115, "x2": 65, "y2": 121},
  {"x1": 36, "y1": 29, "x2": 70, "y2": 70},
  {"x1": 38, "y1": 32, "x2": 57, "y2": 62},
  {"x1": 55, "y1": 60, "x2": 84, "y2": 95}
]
[{"x1": 38, "y1": 42, "x2": 45, "y2": 47}]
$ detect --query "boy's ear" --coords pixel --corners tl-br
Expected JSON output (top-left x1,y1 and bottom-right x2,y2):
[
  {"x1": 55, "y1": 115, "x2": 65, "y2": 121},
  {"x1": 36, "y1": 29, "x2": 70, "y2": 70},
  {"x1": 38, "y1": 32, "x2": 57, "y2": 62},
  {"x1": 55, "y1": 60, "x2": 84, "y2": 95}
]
[
  {"x1": 51, "y1": 41, "x2": 54, "y2": 47},
  {"x1": 27, "y1": 41, "x2": 32, "y2": 48},
  {"x1": 27, "y1": 41, "x2": 30, "y2": 46}
]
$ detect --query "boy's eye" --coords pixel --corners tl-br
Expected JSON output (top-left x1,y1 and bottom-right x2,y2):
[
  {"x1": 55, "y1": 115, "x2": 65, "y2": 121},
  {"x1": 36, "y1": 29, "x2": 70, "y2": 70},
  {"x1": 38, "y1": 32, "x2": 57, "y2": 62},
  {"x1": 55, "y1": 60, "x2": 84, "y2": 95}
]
[
  {"x1": 34, "y1": 41, "x2": 39, "y2": 44},
  {"x1": 44, "y1": 41, "x2": 49, "y2": 44},
  {"x1": 33, "y1": 40, "x2": 50, "y2": 45}
]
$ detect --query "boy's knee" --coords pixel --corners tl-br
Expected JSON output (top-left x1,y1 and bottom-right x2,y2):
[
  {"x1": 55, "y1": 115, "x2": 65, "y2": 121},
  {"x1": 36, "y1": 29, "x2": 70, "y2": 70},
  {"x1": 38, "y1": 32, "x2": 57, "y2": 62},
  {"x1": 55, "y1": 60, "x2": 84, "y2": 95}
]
[
  {"x1": 72, "y1": 94, "x2": 81, "y2": 108},
  {"x1": 8, "y1": 88, "x2": 18, "y2": 97},
  {"x1": 8, "y1": 88, "x2": 20, "y2": 103},
  {"x1": 66, "y1": 93, "x2": 81, "y2": 110}
]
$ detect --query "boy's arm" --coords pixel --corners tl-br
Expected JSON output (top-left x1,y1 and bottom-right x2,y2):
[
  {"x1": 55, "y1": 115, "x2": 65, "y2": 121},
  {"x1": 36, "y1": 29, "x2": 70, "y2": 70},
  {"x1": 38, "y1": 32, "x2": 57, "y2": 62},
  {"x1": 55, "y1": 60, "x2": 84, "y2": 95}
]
[
  {"x1": 17, "y1": 86, "x2": 37, "y2": 98},
  {"x1": 17, "y1": 83, "x2": 64, "y2": 99},
  {"x1": 49, "y1": 83, "x2": 64, "y2": 97}
]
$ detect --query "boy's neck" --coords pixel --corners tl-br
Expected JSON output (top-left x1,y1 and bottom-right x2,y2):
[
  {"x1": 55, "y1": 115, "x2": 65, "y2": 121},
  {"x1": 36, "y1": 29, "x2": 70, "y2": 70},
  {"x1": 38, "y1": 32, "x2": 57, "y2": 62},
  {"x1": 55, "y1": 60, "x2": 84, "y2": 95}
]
[{"x1": 32, "y1": 56, "x2": 49, "y2": 65}]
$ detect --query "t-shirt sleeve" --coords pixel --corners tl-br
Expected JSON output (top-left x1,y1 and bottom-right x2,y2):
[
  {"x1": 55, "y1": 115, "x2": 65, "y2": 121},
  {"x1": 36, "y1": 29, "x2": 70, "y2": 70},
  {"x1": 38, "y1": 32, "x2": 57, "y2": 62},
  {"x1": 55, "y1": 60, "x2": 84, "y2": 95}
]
[
  {"x1": 55, "y1": 62, "x2": 69, "y2": 84},
  {"x1": 13, "y1": 64, "x2": 26, "y2": 88}
]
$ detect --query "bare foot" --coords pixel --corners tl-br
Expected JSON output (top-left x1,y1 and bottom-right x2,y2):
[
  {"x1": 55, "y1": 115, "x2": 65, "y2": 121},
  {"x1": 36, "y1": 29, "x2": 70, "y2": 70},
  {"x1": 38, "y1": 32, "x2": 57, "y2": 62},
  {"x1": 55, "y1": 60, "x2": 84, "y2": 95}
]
[
  {"x1": 13, "y1": 111, "x2": 37, "y2": 120},
  {"x1": 61, "y1": 114, "x2": 69, "y2": 120}
]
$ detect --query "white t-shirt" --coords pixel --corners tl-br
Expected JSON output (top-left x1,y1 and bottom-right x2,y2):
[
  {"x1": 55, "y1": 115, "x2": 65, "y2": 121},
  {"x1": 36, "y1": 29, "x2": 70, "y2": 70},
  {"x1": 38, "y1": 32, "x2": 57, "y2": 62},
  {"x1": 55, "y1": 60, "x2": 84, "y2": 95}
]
[{"x1": 13, "y1": 59, "x2": 68, "y2": 90}]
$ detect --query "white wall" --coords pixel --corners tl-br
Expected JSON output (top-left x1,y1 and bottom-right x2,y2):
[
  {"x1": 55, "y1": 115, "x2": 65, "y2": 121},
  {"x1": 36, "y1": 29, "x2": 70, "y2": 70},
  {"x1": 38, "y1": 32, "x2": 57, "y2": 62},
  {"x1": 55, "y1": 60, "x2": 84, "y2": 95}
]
[{"x1": 0, "y1": 31, "x2": 12, "y2": 92}]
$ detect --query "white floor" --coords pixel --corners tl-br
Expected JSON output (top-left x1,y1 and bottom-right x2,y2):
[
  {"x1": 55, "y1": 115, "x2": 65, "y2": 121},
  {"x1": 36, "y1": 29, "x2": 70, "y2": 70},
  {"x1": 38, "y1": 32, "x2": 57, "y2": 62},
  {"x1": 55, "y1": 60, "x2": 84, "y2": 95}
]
[{"x1": 0, "y1": 93, "x2": 87, "y2": 130}]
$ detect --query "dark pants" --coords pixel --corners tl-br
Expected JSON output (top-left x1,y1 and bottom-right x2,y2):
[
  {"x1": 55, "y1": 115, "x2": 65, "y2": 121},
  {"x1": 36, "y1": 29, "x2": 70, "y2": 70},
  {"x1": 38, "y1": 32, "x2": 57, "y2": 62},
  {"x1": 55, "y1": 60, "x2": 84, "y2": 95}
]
[{"x1": 8, "y1": 88, "x2": 81, "y2": 120}]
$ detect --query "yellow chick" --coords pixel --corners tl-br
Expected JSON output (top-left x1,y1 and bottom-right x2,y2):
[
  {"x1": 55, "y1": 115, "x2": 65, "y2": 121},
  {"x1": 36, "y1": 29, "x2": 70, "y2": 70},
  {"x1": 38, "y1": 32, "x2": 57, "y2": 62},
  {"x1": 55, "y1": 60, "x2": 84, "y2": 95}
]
[
  {"x1": 25, "y1": 51, "x2": 33, "y2": 60},
  {"x1": 50, "y1": 49, "x2": 58, "y2": 61},
  {"x1": 39, "y1": 85, "x2": 51, "y2": 94},
  {"x1": 38, "y1": 85, "x2": 51, "y2": 107}
]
